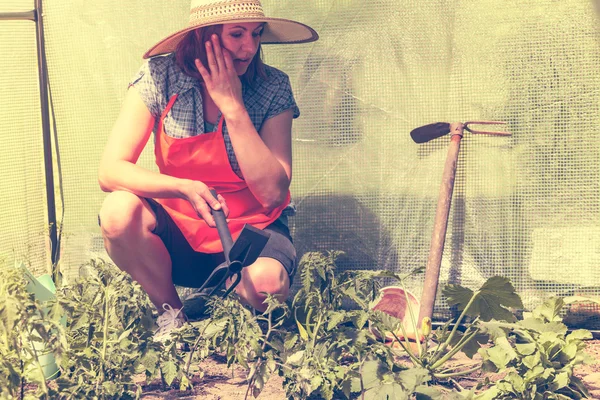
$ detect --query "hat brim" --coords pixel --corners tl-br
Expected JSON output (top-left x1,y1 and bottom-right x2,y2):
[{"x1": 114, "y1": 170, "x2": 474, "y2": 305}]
[{"x1": 143, "y1": 17, "x2": 318, "y2": 59}]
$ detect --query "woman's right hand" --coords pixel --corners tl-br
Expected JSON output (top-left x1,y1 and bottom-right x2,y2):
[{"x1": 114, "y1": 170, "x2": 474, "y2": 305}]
[{"x1": 180, "y1": 180, "x2": 229, "y2": 227}]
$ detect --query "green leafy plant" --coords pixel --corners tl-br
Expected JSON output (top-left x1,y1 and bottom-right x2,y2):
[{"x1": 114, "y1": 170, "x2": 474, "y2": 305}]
[
  {"x1": 277, "y1": 252, "x2": 437, "y2": 399},
  {"x1": 476, "y1": 297, "x2": 593, "y2": 399},
  {"x1": 56, "y1": 259, "x2": 157, "y2": 399},
  {"x1": 0, "y1": 263, "x2": 65, "y2": 400},
  {"x1": 4, "y1": 252, "x2": 592, "y2": 400},
  {"x1": 368, "y1": 275, "x2": 522, "y2": 388},
  {"x1": 181, "y1": 291, "x2": 290, "y2": 398},
  {"x1": 181, "y1": 251, "x2": 443, "y2": 400}
]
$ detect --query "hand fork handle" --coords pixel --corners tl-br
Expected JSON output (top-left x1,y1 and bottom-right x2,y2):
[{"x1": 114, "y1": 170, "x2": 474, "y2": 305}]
[{"x1": 209, "y1": 189, "x2": 233, "y2": 261}]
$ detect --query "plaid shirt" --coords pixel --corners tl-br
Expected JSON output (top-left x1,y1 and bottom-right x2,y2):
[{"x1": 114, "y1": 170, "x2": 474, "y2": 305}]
[{"x1": 130, "y1": 53, "x2": 300, "y2": 177}]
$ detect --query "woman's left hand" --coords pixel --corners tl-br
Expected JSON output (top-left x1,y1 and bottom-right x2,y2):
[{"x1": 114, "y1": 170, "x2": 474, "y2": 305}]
[{"x1": 195, "y1": 34, "x2": 244, "y2": 118}]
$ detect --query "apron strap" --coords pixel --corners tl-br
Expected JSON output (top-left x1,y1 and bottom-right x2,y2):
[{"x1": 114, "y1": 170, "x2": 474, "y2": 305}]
[{"x1": 217, "y1": 114, "x2": 225, "y2": 132}]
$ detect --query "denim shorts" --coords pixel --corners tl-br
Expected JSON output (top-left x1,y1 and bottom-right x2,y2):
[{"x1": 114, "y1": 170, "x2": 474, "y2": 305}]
[{"x1": 145, "y1": 198, "x2": 297, "y2": 288}]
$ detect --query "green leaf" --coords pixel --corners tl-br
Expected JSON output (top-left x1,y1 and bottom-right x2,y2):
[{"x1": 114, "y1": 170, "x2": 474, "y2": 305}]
[
  {"x1": 342, "y1": 376, "x2": 353, "y2": 398},
  {"x1": 515, "y1": 343, "x2": 537, "y2": 356},
  {"x1": 347, "y1": 375, "x2": 362, "y2": 394},
  {"x1": 569, "y1": 375, "x2": 591, "y2": 398},
  {"x1": 523, "y1": 364, "x2": 545, "y2": 383},
  {"x1": 116, "y1": 328, "x2": 132, "y2": 343},
  {"x1": 179, "y1": 374, "x2": 190, "y2": 391},
  {"x1": 310, "y1": 374, "x2": 323, "y2": 391},
  {"x1": 550, "y1": 371, "x2": 569, "y2": 391},
  {"x1": 364, "y1": 382, "x2": 410, "y2": 400},
  {"x1": 102, "y1": 381, "x2": 119, "y2": 396},
  {"x1": 560, "y1": 342, "x2": 578, "y2": 363},
  {"x1": 326, "y1": 311, "x2": 347, "y2": 331},
  {"x1": 483, "y1": 338, "x2": 517, "y2": 369},
  {"x1": 360, "y1": 359, "x2": 386, "y2": 391},
  {"x1": 522, "y1": 352, "x2": 542, "y2": 370},
  {"x1": 460, "y1": 331, "x2": 490, "y2": 359},
  {"x1": 474, "y1": 387, "x2": 502, "y2": 400},
  {"x1": 287, "y1": 350, "x2": 305, "y2": 367},
  {"x1": 351, "y1": 310, "x2": 370, "y2": 330},
  {"x1": 532, "y1": 297, "x2": 564, "y2": 322},
  {"x1": 252, "y1": 361, "x2": 268, "y2": 398},
  {"x1": 566, "y1": 329, "x2": 593, "y2": 342},
  {"x1": 284, "y1": 333, "x2": 298, "y2": 350},
  {"x1": 444, "y1": 277, "x2": 523, "y2": 322},
  {"x1": 296, "y1": 319, "x2": 309, "y2": 341},
  {"x1": 162, "y1": 360, "x2": 178, "y2": 386},
  {"x1": 140, "y1": 349, "x2": 159, "y2": 374},
  {"x1": 415, "y1": 385, "x2": 444, "y2": 400},
  {"x1": 519, "y1": 318, "x2": 568, "y2": 335},
  {"x1": 397, "y1": 368, "x2": 430, "y2": 391}
]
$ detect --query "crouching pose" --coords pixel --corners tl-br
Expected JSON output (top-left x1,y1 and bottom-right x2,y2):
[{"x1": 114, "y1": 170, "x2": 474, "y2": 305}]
[{"x1": 97, "y1": 0, "x2": 318, "y2": 339}]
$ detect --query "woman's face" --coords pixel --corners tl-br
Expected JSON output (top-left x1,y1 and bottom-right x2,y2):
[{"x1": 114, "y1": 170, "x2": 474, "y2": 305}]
[{"x1": 219, "y1": 22, "x2": 264, "y2": 75}]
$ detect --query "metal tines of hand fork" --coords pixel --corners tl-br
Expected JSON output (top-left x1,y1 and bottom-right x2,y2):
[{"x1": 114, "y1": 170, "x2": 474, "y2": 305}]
[{"x1": 463, "y1": 121, "x2": 511, "y2": 136}]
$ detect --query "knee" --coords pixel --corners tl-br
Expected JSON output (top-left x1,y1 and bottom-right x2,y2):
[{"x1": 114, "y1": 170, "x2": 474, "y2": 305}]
[
  {"x1": 99, "y1": 191, "x2": 150, "y2": 240},
  {"x1": 237, "y1": 259, "x2": 290, "y2": 310}
]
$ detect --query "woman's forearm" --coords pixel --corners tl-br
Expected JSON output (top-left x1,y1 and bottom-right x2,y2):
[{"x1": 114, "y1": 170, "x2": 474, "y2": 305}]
[
  {"x1": 224, "y1": 109, "x2": 290, "y2": 210},
  {"x1": 98, "y1": 160, "x2": 188, "y2": 199}
]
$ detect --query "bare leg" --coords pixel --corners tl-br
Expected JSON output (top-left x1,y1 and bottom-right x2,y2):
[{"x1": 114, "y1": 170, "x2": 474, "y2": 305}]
[
  {"x1": 232, "y1": 257, "x2": 290, "y2": 312},
  {"x1": 99, "y1": 191, "x2": 182, "y2": 312}
]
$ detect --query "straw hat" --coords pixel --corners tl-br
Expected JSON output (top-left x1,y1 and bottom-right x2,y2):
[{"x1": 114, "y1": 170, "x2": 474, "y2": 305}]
[{"x1": 143, "y1": 0, "x2": 319, "y2": 59}]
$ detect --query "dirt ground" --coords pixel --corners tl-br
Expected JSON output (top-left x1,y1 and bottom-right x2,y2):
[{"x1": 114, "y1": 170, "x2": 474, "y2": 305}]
[{"x1": 140, "y1": 340, "x2": 600, "y2": 400}]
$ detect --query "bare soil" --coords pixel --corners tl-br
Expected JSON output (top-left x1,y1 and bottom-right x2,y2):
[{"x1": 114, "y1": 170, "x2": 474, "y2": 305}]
[{"x1": 140, "y1": 340, "x2": 600, "y2": 400}]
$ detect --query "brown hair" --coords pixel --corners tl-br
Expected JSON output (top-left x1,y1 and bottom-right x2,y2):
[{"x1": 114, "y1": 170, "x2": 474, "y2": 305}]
[{"x1": 175, "y1": 25, "x2": 267, "y2": 86}]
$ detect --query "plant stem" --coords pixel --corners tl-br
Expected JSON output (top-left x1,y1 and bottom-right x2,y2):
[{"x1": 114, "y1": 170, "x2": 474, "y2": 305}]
[
  {"x1": 311, "y1": 314, "x2": 323, "y2": 349},
  {"x1": 359, "y1": 356, "x2": 365, "y2": 400},
  {"x1": 450, "y1": 378, "x2": 465, "y2": 392},
  {"x1": 390, "y1": 331, "x2": 421, "y2": 366},
  {"x1": 98, "y1": 288, "x2": 111, "y2": 392},
  {"x1": 430, "y1": 329, "x2": 479, "y2": 370},
  {"x1": 19, "y1": 336, "x2": 25, "y2": 400},
  {"x1": 245, "y1": 309, "x2": 275, "y2": 400},
  {"x1": 433, "y1": 365, "x2": 481, "y2": 379},
  {"x1": 25, "y1": 326, "x2": 49, "y2": 396},
  {"x1": 305, "y1": 308, "x2": 315, "y2": 339},
  {"x1": 394, "y1": 319, "x2": 419, "y2": 362},
  {"x1": 401, "y1": 284, "x2": 422, "y2": 358},
  {"x1": 262, "y1": 310, "x2": 273, "y2": 352},
  {"x1": 431, "y1": 291, "x2": 479, "y2": 365},
  {"x1": 274, "y1": 362, "x2": 294, "y2": 370},
  {"x1": 431, "y1": 324, "x2": 449, "y2": 361},
  {"x1": 244, "y1": 363, "x2": 257, "y2": 400},
  {"x1": 186, "y1": 319, "x2": 215, "y2": 374}
]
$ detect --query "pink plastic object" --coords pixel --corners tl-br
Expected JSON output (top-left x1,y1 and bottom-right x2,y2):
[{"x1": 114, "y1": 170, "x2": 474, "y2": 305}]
[{"x1": 370, "y1": 286, "x2": 422, "y2": 342}]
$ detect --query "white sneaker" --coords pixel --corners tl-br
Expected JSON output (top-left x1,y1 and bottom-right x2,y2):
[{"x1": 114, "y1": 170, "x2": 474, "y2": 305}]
[{"x1": 154, "y1": 303, "x2": 187, "y2": 343}]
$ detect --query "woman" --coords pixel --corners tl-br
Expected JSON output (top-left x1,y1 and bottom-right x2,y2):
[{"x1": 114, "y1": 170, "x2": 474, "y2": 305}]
[{"x1": 97, "y1": 0, "x2": 318, "y2": 339}]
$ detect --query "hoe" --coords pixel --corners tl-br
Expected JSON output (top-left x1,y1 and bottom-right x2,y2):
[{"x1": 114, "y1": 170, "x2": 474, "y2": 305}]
[
  {"x1": 412, "y1": 121, "x2": 510, "y2": 327},
  {"x1": 372, "y1": 121, "x2": 510, "y2": 340}
]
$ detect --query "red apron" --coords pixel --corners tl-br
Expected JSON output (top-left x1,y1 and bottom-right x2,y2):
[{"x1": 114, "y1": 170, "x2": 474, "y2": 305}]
[{"x1": 154, "y1": 94, "x2": 290, "y2": 253}]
